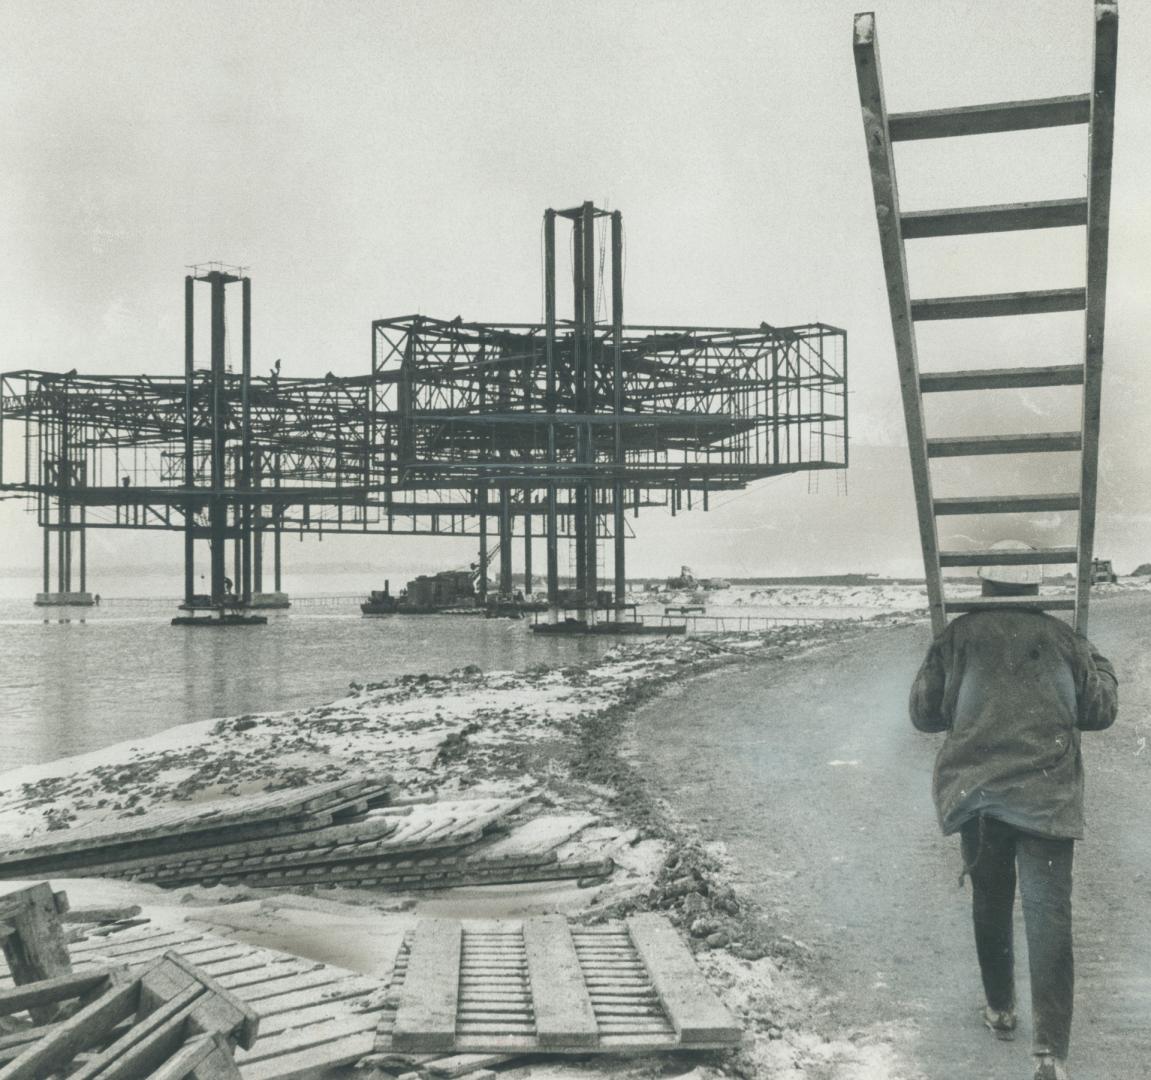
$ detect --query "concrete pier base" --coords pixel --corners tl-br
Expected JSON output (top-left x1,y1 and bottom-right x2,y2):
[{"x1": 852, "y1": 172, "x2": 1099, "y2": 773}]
[{"x1": 34, "y1": 589, "x2": 94, "y2": 607}]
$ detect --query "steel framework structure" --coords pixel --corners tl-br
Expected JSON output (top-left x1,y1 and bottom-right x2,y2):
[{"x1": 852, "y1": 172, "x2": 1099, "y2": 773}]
[{"x1": 0, "y1": 206, "x2": 848, "y2": 611}]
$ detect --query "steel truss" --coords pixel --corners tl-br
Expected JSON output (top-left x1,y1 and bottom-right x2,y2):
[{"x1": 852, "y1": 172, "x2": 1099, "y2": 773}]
[{"x1": 0, "y1": 208, "x2": 847, "y2": 610}]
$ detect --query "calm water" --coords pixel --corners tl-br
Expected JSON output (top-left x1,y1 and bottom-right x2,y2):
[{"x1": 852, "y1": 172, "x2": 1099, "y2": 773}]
[{"x1": 0, "y1": 597, "x2": 613, "y2": 771}]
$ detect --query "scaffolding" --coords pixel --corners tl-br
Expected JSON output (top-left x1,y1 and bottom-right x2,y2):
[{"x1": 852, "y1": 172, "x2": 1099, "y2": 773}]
[{"x1": 0, "y1": 206, "x2": 848, "y2": 611}]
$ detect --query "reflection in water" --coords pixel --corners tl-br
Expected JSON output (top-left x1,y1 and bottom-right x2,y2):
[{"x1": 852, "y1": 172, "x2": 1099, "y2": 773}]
[{"x1": 1, "y1": 600, "x2": 613, "y2": 770}]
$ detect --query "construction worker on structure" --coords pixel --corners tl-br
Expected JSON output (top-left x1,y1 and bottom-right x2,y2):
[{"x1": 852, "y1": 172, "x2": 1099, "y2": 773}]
[{"x1": 908, "y1": 540, "x2": 1118, "y2": 1080}]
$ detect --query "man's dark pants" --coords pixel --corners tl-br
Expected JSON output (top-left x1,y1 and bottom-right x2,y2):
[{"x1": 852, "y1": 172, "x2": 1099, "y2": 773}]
[{"x1": 960, "y1": 814, "x2": 1075, "y2": 1059}]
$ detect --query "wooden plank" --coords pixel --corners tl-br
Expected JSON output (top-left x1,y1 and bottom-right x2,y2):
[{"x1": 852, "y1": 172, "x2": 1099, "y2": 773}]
[
  {"x1": 392, "y1": 920, "x2": 461, "y2": 1052},
  {"x1": 251, "y1": 979, "x2": 380, "y2": 1019},
  {"x1": 919, "y1": 364, "x2": 1083, "y2": 392},
  {"x1": 901, "y1": 197, "x2": 1087, "y2": 238},
  {"x1": 69, "y1": 923, "x2": 180, "y2": 953},
  {"x1": 468, "y1": 816, "x2": 595, "y2": 863},
  {"x1": 0, "y1": 970, "x2": 112, "y2": 1017},
  {"x1": 853, "y1": 11, "x2": 946, "y2": 635},
  {"x1": 424, "y1": 1054, "x2": 515, "y2": 1078},
  {"x1": 0, "y1": 882, "x2": 73, "y2": 1022},
  {"x1": 927, "y1": 432, "x2": 1082, "y2": 457},
  {"x1": 250, "y1": 1000, "x2": 371, "y2": 1040},
  {"x1": 1075, "y1": 0, "x2": 1120, "y2": 637},
  {"x1": 212, "y1": 961, "x2": 330, "y2": 995},
  {"x1": 63, "y1": 905, "x2": 143, "y2": 925},
  {"x1": 173, "y1": 854, "x2": 611, "y2": 892},
  {"x1": 232, "y1": 970, "x2": 359, "y2": 1006},
  {"x1": 523, "y1": 917, "x2": 596, "y2": 1048},
  {"x1": 147, "y1": 1032, "x2": 240, "y2": 1080},
  {"x1": 234, "y1": 1012, "x2": 381, "y2": 1064},
  {"x1": 235, "y1": 1030, "x2": 376, "y2": 1080},
  {"x1": 944, "y1": 595, "x2": 1076, "y2": 614},
  {"x1": 73, "y1": 931, "x2": 208, "y2": 961},
  {"x1": 625, "y1": 915, "x2": 740, "y2": 1044},
  {"x1": 910, "y1": 288, "x2": 1086, "y2": 321},
  {"x1": 934, "y1": 493, "x2": 1080, "y2": 515},
  {"x1": 938, "y1": 546, "x2": 1076, "y2": 567},
  {"x1": 887, "y1": 94, "x2": 1090, "y2": 140},
  {"x1": 0, "y1": 777, "x2": 386, "y2": 863}
]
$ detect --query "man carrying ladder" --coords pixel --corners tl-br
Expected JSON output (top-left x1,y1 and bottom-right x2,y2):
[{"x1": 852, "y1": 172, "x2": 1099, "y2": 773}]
[{"x1": 853, "y1": 5, "x2": 1122, "y2": 1077}]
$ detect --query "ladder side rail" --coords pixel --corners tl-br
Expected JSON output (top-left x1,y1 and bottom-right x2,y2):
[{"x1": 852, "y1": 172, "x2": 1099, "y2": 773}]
[
  {"x1": 853, "y1": 12, "x2": 946, "y2": 636},
  {"x1": 1074, "y1": 1, "x2": 1119, "y2": 637}
]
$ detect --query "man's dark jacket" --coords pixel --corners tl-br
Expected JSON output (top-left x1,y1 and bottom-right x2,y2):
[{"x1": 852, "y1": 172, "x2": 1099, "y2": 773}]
[{"x1": 909, "y1": 609, "x2": 1118, "y2": 839}]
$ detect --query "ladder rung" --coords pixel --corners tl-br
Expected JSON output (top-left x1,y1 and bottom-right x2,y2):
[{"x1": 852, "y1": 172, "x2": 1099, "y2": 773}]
[
  {"x1": 939, "y1": 547, "x2": 1077, "y2": 567},
  {"x1": 945, "y1": 595, "x2": 1077, "y2": 614},
  {"x1": 920, "y1": 365, "x2": 1084, "y2": 392},
  {"x1": 934, "y1": 493, "x2": 1081, "y2": 515},
  {"x1": 888, "y1": 95, "x2": 1090, "y2": 140},
  {"x1": 928, "y1": 432, "x2": 1082, "y2": 457},
  {"x1": 901, "y1": 198, "x2": 1088, "y2": 238},
  {"x1": 911, "y1": 289, "x2": 1086, "y2": 321}
]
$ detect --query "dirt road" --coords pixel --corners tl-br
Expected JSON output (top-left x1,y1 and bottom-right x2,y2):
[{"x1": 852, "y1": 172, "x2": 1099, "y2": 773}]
[{"x1": 634, "y1": 594, "x2": 1151, "y2": 1080}]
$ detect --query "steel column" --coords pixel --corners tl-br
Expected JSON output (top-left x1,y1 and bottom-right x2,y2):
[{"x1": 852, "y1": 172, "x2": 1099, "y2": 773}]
[
  {"x1": 523, "y1": 499, "x2": 532, "y2": 593},
  {"x1": 611, "y1": 210, "x2": 625, "y2": 608},
  {"x1": 544, "y1": 209, "x2": 559, "y2": 604},
  {"x1": 208, "y1": 272, "x2": 228, "y2": 606},
  {"x1": 498, "y1": 487, "x2": 513, "y2": 596},
  {"x1": 572, "y1": 212, "x2": 587, "y2": 599},
  {"x1": 240, "y1": 277, "x2": 253, "y2": 603},
  {"x1": 580, "y1": 201, "x2": 597, "y2": 606},
  {"x1": 183, "y1": 275, "x2": 195, "y2": 607},
  {"x1": 42, "y1": 509, "x2": 50, "y2": 595},
  {"x1": 79, "y1": 505, "x2": 86, "y2": 594},
  {"x1": 253, "y1": 447, "x2": 263, "y2": 594},
  {"x1": 58, "y1": 407, "x2": 71, "y2": 593},
  {"x1": 478, "y1": 485, "x2": 489, "y2": 601}
]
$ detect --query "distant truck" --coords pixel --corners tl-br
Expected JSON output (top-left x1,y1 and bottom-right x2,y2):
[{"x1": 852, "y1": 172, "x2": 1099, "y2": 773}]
[{"x1": 1091, "y1": 558, "x2": 1118, "y2": 585}]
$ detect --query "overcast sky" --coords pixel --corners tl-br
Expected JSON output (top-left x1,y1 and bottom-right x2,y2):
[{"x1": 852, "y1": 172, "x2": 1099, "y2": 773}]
[{"x1": 1, "y1": 0, "x2": 1147, "y2": 587}]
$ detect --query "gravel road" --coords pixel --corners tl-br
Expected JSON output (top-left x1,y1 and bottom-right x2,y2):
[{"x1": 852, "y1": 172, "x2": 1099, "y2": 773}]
[{"x1": 634, "y1": 594, "x2": 1151, "y2": 1080}]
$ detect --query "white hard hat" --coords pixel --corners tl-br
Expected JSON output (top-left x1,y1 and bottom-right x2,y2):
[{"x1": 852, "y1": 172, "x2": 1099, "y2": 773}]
[{"x1": 977, "y1": 539, "x2": 1043, "y2": 586}]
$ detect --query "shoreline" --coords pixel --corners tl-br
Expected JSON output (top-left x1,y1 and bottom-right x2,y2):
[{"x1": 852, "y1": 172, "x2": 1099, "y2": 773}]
[{"x1": 0, "y1": 613, "x2": 917, "y2": 845}]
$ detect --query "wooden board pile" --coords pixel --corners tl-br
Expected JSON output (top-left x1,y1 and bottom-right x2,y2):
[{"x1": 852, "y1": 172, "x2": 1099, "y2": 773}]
[
  {"x1": 0, "y1": 883, "x2": 256, "y2": 1079},
  {"x1": 0, "y1": 781, "x2": 615, "y2": 893},
  {"x1": 0, "y1": 952, "x2": 258, "y2": 1079},
  {"x1": 0, "y1": 778, "x2": 397, "y2": 879},
  {"x1": 3, "y1": 895, "x2": 742, "y2": 1080},
  {"x1": 1, "y1": 909, "x2": 392, "y2": 1079},
  {"x1": 61, "y1": 921, "x2": 394, "y2": 1079}
]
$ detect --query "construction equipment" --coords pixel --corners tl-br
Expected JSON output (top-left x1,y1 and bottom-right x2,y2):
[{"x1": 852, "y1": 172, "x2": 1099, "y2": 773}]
[
  {"x1": 853, "y1": 4, "x2": 1118, "y2": 637},
  {"x1": 1091, "y1": 558, "x2": 1118, "y2": 585}
]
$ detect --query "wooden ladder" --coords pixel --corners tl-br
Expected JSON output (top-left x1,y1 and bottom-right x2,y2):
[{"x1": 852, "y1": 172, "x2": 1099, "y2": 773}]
[{"x1": 853, "y1": 4, "x2": 1119, "y2": 637}]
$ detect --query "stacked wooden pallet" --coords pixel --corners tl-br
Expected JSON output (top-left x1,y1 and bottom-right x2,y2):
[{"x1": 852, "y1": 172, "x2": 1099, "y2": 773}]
[
  {"x1": 0, "y1": 777, "x2": 397, "y2": 880},
  {"x1": 0, "y1": 787, "x2": 613, "y2": 894}
]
